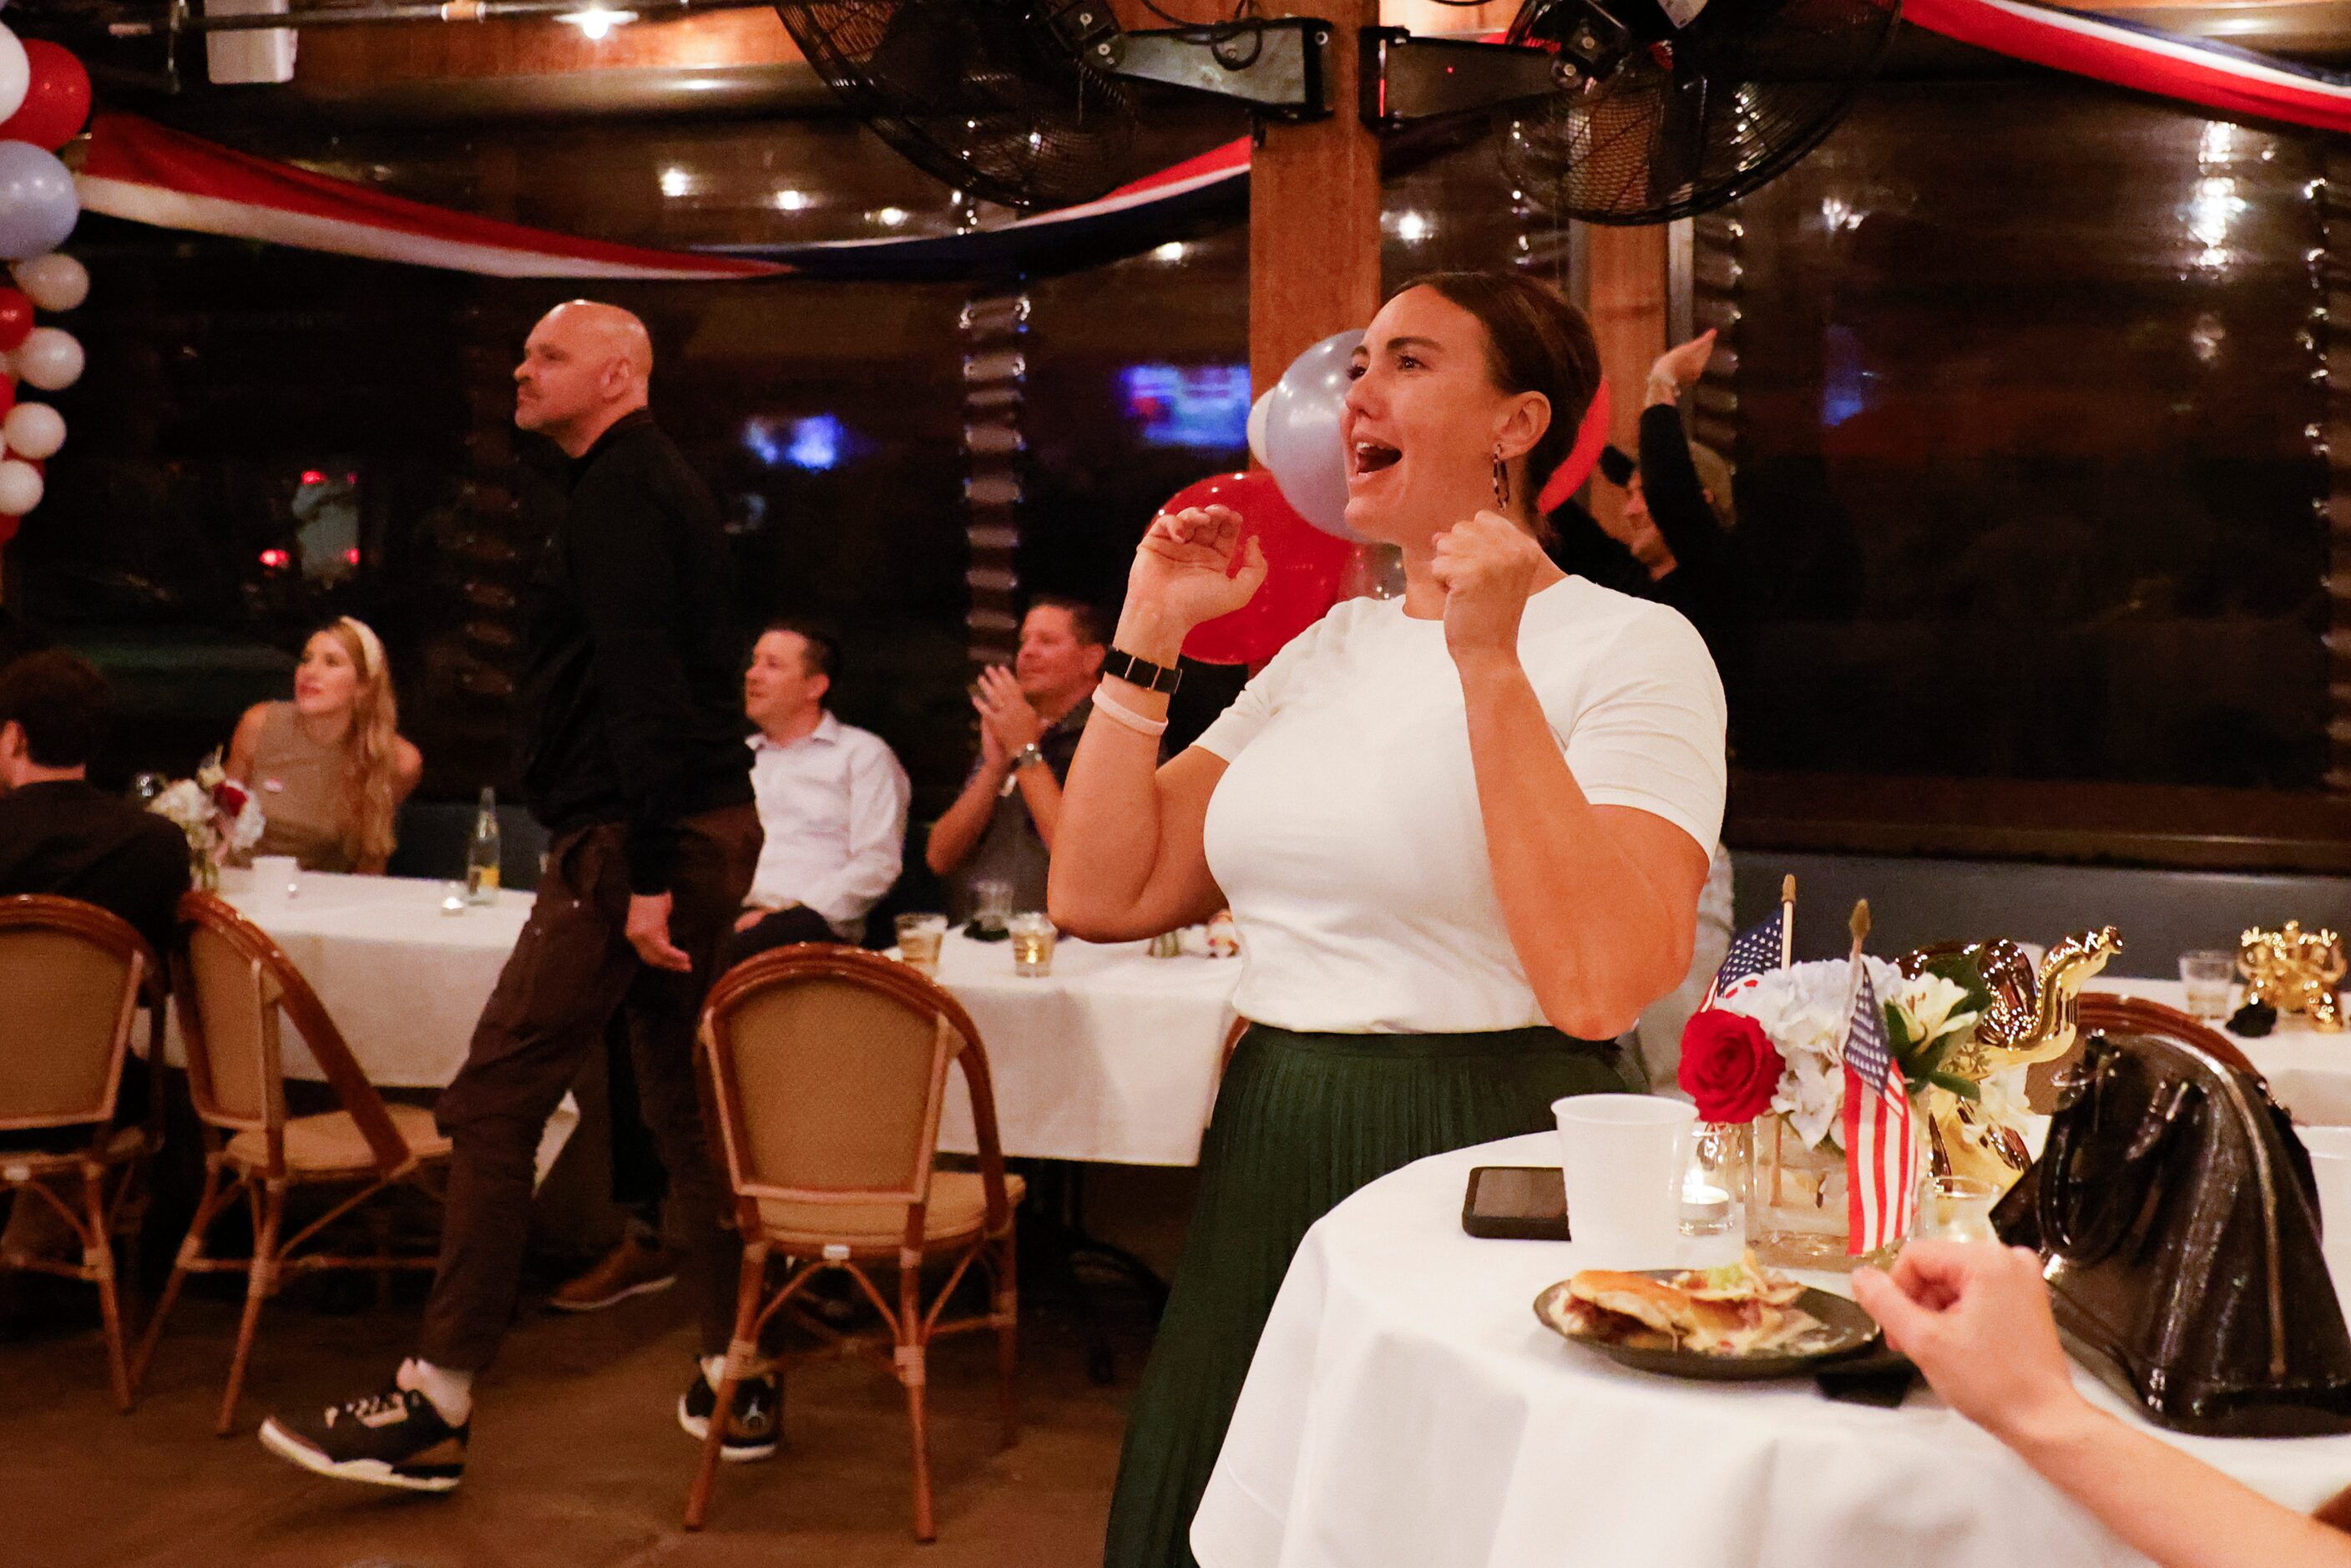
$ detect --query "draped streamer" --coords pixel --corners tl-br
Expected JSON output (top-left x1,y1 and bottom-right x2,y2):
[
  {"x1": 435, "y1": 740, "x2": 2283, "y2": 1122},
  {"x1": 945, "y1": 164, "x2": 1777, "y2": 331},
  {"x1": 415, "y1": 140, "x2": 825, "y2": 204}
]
[{"x1": 69, "y1": 5, "x2": 2351, "y2": 281}]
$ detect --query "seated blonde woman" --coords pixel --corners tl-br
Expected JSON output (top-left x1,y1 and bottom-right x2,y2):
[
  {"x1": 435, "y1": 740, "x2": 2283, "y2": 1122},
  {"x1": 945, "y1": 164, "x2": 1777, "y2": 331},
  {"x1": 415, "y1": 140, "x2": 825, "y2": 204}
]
[{"x1": 227, "y1": 616, "x2": 422, "y2": 874}]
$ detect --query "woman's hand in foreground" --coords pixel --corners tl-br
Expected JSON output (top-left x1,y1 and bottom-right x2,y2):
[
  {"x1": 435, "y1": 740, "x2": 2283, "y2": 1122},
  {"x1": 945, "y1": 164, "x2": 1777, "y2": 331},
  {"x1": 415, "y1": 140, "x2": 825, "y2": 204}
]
[
  {"x1": 1121, "y1": 505, "x2": 1266, "y2": 657},
  {"x1": 1852, "y1": 1240, "x2": 2085, "y2": 1444},
  {"x1": 1433, "y1": 509, "x2": 1548, "y2": 670}
]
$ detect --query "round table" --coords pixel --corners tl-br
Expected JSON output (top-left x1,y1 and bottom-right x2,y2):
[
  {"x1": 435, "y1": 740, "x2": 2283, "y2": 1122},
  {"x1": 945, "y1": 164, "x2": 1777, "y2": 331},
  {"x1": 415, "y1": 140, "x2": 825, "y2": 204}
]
[
  {"x1": 1192, "y1": 1130, "x2": 2351, "y2": 1568},
  {"x1": 166, "y1": 870, "x2": 532, "y2": 1087},
  {"x1": 928, "y1": 929, "x2": 1241, "y2": 1166}
]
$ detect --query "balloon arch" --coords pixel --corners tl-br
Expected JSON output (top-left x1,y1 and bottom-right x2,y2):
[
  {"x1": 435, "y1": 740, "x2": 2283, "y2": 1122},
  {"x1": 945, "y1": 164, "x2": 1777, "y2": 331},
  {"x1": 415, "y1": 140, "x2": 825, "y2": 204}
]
[{"x1": 0, "y1": 25, "x2": 88, "y2": 544}]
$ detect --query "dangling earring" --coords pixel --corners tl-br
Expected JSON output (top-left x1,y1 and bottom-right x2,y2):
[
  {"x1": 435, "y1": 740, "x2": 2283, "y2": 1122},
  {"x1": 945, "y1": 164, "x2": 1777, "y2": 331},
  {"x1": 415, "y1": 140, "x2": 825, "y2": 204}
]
[{"x1": 1491, "y1": 443, "x2": 1510, "y2": 509}]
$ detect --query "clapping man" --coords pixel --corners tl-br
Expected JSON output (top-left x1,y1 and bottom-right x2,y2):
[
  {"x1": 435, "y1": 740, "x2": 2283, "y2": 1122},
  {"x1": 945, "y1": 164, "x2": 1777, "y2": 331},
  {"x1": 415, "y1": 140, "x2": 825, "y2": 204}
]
[{"x1": 924, "y1": 597, "x2": 1108, "y2": 920}]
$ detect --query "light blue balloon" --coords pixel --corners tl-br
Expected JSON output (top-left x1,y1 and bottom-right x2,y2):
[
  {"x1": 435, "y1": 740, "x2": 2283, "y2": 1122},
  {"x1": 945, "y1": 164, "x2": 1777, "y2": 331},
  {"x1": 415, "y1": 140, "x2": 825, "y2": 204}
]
[
  {"x1": 0, "y1": 142, "x2": 77, "y2": 261},
  {"x1": 1261, "y1": 328, "x2": 1363, "y2": 541}
]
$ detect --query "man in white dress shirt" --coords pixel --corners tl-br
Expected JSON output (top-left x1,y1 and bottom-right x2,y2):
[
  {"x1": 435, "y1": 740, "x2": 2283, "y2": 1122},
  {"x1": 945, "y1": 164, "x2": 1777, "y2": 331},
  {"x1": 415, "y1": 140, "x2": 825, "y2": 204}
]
[
  {"x1": 725, "y1": 620, "x2": 910, "y2": 959},
  {"x1": 549, "y1": 620, "x2": 908, "y2": 1315}
]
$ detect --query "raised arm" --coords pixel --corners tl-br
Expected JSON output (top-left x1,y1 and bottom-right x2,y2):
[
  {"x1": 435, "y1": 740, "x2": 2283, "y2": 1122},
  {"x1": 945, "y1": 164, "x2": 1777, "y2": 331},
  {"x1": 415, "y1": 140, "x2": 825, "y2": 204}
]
[
  {"x1": 1639, "y1": 332, "x2": 1735, "y2": 579},
  {"x1": 1436, "y1": 513, "x2": 1712, "y2": 1039},
  {"x1": 1049, "y1": 505, "x2": 1264, "y2": 942},
  {"x1": 924, "y1": 715, "x2": 1012, "y2": 879}
]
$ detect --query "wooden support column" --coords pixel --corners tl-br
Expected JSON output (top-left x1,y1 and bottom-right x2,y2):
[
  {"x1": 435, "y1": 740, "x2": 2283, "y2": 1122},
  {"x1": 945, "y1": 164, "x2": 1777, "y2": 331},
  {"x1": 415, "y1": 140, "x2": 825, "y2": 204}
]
[
  {"x1": 1582, "y1": 222, "x2": 1670, "y2": 539},
  {"x1": 1248, "y1": 0, "x2": 1383, "y2": 396}
]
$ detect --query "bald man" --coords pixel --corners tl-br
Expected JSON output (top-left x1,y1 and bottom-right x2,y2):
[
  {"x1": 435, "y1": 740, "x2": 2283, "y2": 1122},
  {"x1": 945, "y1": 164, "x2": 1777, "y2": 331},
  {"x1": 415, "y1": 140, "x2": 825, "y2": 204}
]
[{"x1": 260, "y1": 301, "x2": 767, "y2": 1491}]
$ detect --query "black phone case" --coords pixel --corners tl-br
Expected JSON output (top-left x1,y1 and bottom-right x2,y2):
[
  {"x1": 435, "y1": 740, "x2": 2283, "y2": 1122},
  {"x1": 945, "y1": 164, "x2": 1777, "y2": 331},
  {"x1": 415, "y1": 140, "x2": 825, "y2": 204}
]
[{"x1": 1461, "y1": 1165, "x2": 1571, "y2": 1242}]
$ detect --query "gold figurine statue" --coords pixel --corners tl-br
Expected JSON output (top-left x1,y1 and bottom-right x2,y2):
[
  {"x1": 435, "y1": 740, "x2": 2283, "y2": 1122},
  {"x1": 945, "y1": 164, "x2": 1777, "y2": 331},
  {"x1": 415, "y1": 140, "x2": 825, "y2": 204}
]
[
  {"x1": 1898, "y1": 927, "x2": 2123, "y2": 1193},
  {"x1": 2238, "y1": 923, "x2": 2347, "y2": 1031}
]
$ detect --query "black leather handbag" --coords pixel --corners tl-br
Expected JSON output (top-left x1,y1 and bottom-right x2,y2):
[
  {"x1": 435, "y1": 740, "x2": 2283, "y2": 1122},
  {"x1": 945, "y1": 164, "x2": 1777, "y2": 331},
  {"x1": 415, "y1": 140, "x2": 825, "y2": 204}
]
[{"x1": 1993, "y1": 1024, "x2": 2351, "y2": 1435}]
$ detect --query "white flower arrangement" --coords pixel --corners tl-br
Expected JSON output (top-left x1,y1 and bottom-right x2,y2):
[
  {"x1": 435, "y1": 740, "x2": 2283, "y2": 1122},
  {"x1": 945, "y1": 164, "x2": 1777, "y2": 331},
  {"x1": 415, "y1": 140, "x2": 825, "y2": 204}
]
[
  {"x1": 1713, "y1": 957, "x2": 1984, "y2": 1151},
  {"x1": 147, "y1": 750, "x2": 265, "y2": 886}
]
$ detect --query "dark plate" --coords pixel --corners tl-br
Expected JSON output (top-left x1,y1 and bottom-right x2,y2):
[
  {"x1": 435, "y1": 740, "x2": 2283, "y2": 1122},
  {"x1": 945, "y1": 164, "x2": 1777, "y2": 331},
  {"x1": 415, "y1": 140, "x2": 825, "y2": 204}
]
[{"x1": 1533, "y1": 1272, "x2": 1883, "y2": 1381}]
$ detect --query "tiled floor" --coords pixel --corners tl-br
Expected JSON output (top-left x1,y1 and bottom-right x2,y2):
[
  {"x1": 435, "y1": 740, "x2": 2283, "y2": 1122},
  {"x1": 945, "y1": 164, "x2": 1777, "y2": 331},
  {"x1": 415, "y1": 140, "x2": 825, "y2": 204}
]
[{"x1": 0, "y1": 1243, "x2": 1170, "y2": 1568}]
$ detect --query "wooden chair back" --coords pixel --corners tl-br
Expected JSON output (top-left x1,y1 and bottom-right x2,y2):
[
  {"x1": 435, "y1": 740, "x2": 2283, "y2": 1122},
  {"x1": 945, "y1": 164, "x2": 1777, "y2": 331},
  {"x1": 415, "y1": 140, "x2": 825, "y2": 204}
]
[
  {"x1": 700, "y1": 945, "x2": 1014, "y2": 1236},
  {"x1": 2078, "y1": 991, "x2": 2264, "y2": 1079},
  {"x1": 173, "y1": 893, "x2": 412, "y2": 1176},
  {"x1": 0, "y1": 895, "x2": 153, "y2": 1133}
]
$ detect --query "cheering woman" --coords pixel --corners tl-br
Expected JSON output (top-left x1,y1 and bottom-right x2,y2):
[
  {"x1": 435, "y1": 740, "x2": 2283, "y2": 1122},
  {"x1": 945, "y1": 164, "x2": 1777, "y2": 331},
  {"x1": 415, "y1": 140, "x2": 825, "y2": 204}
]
[{"x1": 1051, "y1": 272, "x2": 1729, "y2": 1568}]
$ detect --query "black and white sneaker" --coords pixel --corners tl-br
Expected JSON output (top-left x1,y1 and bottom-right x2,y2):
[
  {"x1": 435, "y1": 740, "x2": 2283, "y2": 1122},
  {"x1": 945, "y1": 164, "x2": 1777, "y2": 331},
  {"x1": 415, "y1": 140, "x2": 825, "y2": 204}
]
[
  {"x1": 258, "y1": 1386, "x2": 468, "y2": 1493},
  {"x1": 677, "y1": 1365, "x2": 780, "y2": 1462}
]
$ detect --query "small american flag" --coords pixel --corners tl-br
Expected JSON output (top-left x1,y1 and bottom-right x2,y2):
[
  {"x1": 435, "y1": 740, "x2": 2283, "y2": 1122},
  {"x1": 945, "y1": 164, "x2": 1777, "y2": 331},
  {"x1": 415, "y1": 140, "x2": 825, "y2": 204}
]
[
  {"x1": 1702, "y1": 907, "x2": 1785, "y2": 1009},
  {"x1": 1842, "y1": 967, "x2": 1917, "y2": 1254}
]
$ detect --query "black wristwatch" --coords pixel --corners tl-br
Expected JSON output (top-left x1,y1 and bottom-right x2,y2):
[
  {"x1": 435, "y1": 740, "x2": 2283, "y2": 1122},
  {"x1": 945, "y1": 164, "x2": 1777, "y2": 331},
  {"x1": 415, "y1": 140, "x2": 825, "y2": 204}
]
[{"x1": 1102, "y1": 647, "x2": 1182, "y2": 694}]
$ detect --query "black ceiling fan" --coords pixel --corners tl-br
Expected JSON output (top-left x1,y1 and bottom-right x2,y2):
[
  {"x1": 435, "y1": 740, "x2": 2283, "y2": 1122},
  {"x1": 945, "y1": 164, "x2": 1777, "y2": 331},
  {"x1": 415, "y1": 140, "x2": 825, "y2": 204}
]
[
  {"x1": 1368, "y1": 0, "x2": 1903, "y2": 224},
  {"x1": 772, "y1": 1, "x2": 1329, "y2": 211},
  {"x1": 779, "y1": 0, "x2": 1899, "y2": 222}
]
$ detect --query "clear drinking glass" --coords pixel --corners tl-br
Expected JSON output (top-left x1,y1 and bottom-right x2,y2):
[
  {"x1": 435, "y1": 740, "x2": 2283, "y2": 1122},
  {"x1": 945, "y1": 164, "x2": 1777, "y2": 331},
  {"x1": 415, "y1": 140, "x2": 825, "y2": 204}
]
[
  {"x1": 970, "y1": 878, "x2": 1014, "y2": 936},
  {"x1": 1918, "y1": 1175, "x2": 2001, "y2": 1242},
  {"x1": 895, "y1": 913, "x2": 948, "y2": 978},
  {"x1": 1008, "y1": 912, "x2": 1057, "y2": 977},
  {"x1": 2180, "y1": 950, "x2": 2238, "y2": 1020}
]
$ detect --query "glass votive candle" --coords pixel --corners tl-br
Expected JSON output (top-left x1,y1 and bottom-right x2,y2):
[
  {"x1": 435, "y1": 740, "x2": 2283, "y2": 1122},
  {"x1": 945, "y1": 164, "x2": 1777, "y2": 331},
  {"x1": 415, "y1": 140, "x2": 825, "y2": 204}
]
[
  {"x1": 1679, "y1": 1120, "x2": 1747, "y2": 1237},
  {"x1": 894, "y1": 913, "x2": 948, "y2": 978},
  {"x1": 1008, "y1": 912, "x2": 1057, "y2": 978}
]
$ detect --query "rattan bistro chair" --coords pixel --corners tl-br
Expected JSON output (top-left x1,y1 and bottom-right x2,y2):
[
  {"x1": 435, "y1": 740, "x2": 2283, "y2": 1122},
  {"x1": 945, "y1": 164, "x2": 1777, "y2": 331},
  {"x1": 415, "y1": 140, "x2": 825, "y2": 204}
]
[
  {"x1": 132, "y1": 892, "x2": 451, "y2": 1434},
  {"x1": 0, "y1": 895, "x2": 166, "y2": 1412},
  {"x1": 685, "y1": 944, "x2": 1024, "y2": 1539}
]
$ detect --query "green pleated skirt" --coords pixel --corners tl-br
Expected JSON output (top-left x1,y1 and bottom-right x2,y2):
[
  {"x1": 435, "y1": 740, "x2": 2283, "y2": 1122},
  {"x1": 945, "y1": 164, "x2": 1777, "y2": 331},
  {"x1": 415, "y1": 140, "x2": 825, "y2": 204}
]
[{"x1": 1102, "y1": 1023, "x2": 1628, "y2": 1568}]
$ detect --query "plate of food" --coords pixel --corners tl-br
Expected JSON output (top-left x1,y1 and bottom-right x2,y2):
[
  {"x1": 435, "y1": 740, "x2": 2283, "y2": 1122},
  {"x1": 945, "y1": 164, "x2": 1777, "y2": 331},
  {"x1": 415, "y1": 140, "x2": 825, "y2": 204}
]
[{"x1": 1533, "y1": 1252, "x2": 1882, "y2": 1380}]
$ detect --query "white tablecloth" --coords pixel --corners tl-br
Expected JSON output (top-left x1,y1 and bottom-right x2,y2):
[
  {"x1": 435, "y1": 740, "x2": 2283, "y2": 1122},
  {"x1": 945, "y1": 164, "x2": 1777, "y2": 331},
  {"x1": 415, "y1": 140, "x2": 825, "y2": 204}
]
[
  {"x1": 168, "y1": 871, "x2": 532, "y2": 1088},
  {"x1": 2094, "y1": 978, "x2": 2351, "y2": 1125},
  {"x1": 1194, "y1": 1130, "x2": 2351, "y2": 1568},
  {"x1": 928, "y1": 930, "x2": 1240, "y2": 1166}
]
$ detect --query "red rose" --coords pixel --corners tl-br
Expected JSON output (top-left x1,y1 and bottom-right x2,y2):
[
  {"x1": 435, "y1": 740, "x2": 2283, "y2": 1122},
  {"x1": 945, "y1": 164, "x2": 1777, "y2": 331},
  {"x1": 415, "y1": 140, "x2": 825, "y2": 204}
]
[{"x1": 1677, "y1": 1010, "x2": 1783, "y2": 1123}]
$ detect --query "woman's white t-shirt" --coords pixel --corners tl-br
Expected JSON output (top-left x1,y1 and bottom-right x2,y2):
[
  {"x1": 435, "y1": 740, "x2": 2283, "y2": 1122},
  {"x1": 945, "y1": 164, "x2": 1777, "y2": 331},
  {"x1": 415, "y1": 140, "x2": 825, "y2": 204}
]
[{"x1": 1193, "y1": 575, "x2": 1727, "y2": 1035}]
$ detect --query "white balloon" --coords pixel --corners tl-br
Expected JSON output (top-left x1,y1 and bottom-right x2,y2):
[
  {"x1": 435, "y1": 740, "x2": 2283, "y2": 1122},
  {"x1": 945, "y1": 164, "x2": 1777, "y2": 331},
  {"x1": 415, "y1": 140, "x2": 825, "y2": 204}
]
[
  {"x1": 0, "y1": 28, "x2": 27, "y2": 125},
  {"x1": 11, "y1": 253, "x2": 85, "y2": 312},
  {"x1": 1246, "y1": 387, "x2": 1272, "y2": 468},
  {"x1": 3, "y1": 401, "x2": 62, "y2": 459},
  {"x1": 0, "y1": 458, "x2": 44, "y2": 516},
  {"x1": 14, "y1": 326, "x2": 79, "y2": 390}
]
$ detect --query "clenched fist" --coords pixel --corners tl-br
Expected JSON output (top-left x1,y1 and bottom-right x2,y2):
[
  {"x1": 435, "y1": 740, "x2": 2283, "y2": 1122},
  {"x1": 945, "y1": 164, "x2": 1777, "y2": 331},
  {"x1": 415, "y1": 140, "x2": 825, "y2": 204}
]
[{"x1": 1432, "y1": 509, "x2": 1549, "y2": 667}]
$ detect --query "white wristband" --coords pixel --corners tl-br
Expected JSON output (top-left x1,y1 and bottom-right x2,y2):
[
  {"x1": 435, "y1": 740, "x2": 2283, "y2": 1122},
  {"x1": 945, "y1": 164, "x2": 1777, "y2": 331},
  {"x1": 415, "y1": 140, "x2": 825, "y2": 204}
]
[{"x1": 1091, "y1": 687, "x2": 1170, "y2": 737}]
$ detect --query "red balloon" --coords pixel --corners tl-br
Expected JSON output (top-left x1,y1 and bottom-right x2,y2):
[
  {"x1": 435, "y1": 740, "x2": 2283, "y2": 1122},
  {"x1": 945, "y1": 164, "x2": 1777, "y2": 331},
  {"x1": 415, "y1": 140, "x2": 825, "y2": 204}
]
[
  {"x1": 0, "y1": 43, "x2": 93, "y2": 153},
  {"x1": 0, "y1": 378, "x2": 20, "y2": 423},
  {"x1": 0, "y1": 291, "x2": 33, "y2": 353},
  {"x1": 0, "y1": 513, "x2": 18, "y2": 546},
  {"x1": 1173, "y1": 470, "x2": 1353, "y2": 667}
]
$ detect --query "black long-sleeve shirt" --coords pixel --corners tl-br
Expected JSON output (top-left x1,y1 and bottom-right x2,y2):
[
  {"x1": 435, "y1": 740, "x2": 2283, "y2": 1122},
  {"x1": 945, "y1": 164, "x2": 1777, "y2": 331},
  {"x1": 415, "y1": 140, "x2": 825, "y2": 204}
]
[
  {"x1": 514, "y1": 410, "x2": 753, "y2": 894},
  {"x1": 1547, "y1": 402, "x2": 1752, "y2": 730}
]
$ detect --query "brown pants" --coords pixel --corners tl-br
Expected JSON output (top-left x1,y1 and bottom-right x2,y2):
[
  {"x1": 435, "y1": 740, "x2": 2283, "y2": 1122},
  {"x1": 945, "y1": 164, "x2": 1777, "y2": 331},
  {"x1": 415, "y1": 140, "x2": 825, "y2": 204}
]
[{"x1": 420, "y1": 803, "x2": 761, "y2": 1372}]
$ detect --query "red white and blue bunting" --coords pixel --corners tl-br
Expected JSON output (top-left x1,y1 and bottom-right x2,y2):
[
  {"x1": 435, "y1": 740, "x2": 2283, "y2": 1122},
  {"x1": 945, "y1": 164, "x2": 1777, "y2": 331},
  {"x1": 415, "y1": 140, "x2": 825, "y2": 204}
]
[{"x1": 64, "y1": 1, "x2": 2351, "y2": 281}]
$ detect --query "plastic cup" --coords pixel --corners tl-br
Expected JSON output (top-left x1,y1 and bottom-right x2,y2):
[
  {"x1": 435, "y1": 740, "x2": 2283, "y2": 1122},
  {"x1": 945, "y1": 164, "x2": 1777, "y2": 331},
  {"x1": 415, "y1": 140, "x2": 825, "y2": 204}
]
[
  {"x1": 895, "y1": 913, "x2": 948, "y2": 978},
  {"x1": 1555, "y1": 1095, "x2": 1696, "y2": 1269}
]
